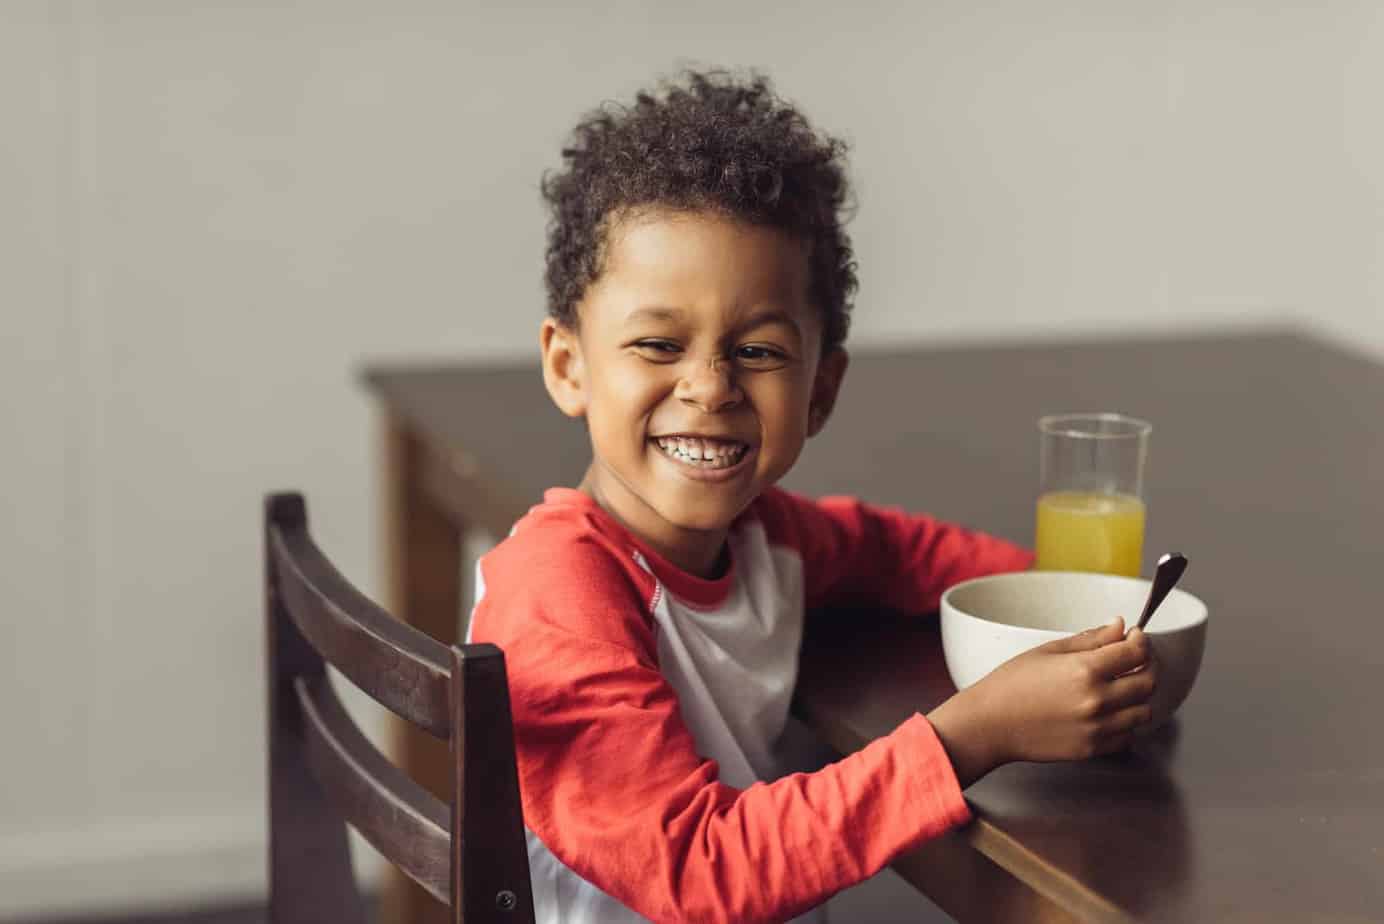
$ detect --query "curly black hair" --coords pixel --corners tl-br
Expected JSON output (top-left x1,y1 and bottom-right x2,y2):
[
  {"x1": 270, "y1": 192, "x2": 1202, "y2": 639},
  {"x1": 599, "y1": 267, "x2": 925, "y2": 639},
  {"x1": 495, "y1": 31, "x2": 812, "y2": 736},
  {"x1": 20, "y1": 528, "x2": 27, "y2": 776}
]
[{"x1": 541, "y1": 69, "x2": 857, "y2": 354}]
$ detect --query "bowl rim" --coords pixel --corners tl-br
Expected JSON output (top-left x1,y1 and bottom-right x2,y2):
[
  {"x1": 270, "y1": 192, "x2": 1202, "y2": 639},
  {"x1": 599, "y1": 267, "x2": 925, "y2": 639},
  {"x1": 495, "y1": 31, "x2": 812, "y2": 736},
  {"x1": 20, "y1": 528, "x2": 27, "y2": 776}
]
[{"x1": 940, "y1": 570, "x2": 1209, "y2": 636}]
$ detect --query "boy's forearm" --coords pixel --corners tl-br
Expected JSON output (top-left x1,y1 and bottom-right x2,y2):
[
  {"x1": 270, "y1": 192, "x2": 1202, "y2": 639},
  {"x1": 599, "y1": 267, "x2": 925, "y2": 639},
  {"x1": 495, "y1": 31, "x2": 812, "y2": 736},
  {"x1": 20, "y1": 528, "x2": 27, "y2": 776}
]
[{"x1": 926, "y1": 688, "x2": 1005, "y2": 789}]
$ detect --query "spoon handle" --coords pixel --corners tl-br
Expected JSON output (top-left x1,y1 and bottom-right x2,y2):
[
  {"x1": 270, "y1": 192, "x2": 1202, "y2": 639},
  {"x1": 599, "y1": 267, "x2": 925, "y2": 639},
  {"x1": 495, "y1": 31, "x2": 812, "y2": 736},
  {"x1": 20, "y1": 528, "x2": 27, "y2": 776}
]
[{"x1": 1136, "y1": 552, "x2": 1188, "y2": 631}]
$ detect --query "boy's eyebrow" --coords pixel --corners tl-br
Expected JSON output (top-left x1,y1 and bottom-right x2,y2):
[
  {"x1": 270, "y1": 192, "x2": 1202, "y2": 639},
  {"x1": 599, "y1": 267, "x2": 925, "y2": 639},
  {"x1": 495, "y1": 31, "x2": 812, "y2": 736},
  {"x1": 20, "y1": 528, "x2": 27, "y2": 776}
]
[
  {"x1": 624, "y1": 306, "x2": 684, "y2": 324},
  {"x1": 738, "y1": 308, "x2": 801, "y2": 335},
  {"x1": 624, "y1": 305, "x2": 802, "y2": 335}
]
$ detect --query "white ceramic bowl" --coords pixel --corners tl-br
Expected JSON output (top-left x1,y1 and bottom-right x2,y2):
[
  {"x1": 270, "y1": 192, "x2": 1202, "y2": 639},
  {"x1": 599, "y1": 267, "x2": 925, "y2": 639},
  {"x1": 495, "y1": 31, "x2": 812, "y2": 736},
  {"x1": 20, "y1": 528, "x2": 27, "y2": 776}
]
[{"x1": 940, "y1": 571, "x2": 1209, "y2": 726}]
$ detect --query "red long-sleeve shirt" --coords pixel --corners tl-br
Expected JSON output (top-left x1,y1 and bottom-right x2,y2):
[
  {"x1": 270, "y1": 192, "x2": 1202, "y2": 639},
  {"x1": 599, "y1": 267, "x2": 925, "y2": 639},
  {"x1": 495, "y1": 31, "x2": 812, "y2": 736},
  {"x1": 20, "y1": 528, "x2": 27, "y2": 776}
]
[{"x1": 469, "y1": 486, "x2": 1033, "y2": 923}]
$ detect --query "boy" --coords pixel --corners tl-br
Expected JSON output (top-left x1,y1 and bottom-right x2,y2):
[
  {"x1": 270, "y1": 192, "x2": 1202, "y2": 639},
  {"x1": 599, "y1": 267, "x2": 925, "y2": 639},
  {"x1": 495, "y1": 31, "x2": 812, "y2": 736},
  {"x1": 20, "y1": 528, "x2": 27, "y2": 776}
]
[{"x1": 469, "y1": 69, "x2": 1157, "y2": 923}]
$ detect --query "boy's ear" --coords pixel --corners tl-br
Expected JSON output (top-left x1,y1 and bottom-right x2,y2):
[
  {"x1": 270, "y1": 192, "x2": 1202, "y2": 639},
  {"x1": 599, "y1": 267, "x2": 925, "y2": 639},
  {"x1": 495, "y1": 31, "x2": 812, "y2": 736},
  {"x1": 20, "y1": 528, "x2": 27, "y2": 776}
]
[
  {"x1": 807, "y1": 347, "x2": 849, "y2": 437},
  {"x1": 540, "y1": 317, "x2": 588, "y2": 419}
]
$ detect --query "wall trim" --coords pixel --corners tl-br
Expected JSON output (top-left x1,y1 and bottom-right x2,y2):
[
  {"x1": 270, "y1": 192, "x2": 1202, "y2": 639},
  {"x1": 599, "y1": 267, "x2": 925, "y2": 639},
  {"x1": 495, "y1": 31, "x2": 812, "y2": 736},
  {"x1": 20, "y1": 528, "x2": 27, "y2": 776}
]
[{"x1": 0, "y1": 808, "x2": 380, "y2": 922}]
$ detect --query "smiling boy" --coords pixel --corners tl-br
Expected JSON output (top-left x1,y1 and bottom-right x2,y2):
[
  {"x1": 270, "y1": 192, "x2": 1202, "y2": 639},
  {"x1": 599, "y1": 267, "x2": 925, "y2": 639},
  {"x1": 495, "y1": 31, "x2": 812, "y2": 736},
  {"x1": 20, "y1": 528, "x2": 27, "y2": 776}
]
[
  {"x1": 469, "y1": 70, "x2": 1157, "y2": 924},
  {"x1": 541, "y1": 211, "x2": 845, "y2": 578}
]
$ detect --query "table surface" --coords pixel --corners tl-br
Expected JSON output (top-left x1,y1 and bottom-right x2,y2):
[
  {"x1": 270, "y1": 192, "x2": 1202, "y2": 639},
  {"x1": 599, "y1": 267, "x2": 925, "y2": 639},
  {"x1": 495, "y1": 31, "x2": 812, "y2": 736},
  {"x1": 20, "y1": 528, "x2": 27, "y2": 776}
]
[{"x1": 364, "y1": 327, "x2": 1384, "y2": 922}]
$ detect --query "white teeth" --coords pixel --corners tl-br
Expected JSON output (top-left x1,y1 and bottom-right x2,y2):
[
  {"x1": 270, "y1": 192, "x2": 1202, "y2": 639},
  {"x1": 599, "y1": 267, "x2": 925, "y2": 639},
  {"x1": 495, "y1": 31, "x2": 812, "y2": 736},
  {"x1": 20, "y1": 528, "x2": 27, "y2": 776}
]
[{"x1": 655, "y1": 437, "x2": 748, "y2": 468}]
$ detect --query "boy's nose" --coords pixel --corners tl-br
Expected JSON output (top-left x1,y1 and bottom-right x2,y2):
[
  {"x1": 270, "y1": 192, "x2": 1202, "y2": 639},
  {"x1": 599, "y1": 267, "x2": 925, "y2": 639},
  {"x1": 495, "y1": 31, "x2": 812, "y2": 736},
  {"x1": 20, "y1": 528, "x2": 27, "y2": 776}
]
[{"x1": 676, "y1": 357, "x2": 743, "y2": 413}]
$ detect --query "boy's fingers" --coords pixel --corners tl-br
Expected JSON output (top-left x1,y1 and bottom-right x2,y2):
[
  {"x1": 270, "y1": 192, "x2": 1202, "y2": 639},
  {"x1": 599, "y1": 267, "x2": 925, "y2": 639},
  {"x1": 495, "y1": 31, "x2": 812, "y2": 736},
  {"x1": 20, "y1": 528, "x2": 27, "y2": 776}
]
[
  {"x1": 1086, "y1": 628, "x2": 1152, "y2": 678},
  {"x1": 1098, "y1": 702, "x2": 1155, "y2": 738},
  {"x1": 1097, "y1": 664, "x2": 1158, "y2": 713},
  {"x1": 1049, "y1": 617, "x2": 1125, "y2": 653}
]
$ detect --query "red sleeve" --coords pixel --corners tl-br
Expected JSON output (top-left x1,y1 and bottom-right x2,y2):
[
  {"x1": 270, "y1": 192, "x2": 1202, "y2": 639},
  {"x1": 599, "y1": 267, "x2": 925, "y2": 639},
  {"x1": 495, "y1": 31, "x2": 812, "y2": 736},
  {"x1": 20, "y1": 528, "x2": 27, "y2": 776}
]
[
  {"x1": 470, "y1": 520, "x2": 972, "y2": 924},
  {"x1": 754, "y1": 487, "x2": 1035, "y2": 613}
]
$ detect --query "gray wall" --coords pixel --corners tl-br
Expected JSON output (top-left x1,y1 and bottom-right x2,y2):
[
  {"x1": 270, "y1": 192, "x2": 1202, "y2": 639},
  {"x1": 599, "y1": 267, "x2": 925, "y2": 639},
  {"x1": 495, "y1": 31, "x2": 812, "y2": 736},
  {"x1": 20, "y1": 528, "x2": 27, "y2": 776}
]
[{"x1": 3, "y1": 0, "x2": 1381, "y2": 918}]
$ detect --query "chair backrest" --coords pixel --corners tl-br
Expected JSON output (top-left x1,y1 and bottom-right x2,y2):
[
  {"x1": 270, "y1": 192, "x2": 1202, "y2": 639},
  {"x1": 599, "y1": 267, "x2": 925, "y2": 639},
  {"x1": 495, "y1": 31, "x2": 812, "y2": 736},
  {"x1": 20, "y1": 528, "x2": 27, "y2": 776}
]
[{"x1": 264, "y1": 492, "x2": 534, "y2": 923}]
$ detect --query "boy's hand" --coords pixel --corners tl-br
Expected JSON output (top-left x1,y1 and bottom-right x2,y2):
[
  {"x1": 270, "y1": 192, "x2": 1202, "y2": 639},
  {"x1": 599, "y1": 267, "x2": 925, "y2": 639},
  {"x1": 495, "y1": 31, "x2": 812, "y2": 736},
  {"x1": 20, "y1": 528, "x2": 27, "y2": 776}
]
[{"x1": 929, "y1": 618, "x2": 1159, "y2": 788}]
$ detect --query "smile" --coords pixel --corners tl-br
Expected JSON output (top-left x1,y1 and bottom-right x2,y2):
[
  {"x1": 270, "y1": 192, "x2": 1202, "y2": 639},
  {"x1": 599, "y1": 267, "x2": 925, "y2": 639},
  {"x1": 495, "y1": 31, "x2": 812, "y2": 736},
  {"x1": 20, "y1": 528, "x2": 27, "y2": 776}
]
[{"x1": 653, "y1": 436, "x2": 750, "y2": 470}]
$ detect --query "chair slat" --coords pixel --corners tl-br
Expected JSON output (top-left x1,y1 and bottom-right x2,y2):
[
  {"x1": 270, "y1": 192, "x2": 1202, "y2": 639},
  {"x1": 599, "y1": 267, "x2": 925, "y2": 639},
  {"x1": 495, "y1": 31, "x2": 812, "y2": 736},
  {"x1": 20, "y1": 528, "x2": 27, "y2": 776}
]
[
  {"x1": 295, "y1": 672, "x2": 451, "y2": 904},
  {"x1": 266, "y1": 497, "x2": 368, "y2": 924},
  {"x1": 271, "y1": 522, "x2": 451, "y2": 739}
]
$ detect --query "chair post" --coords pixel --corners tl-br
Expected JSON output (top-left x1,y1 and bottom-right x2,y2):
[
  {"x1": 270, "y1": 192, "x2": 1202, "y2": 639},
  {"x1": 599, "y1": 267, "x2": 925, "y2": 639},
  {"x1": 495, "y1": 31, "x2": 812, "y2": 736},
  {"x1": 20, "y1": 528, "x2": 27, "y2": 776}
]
[
  {"x1": 450, "y1": 644, "x2": 536, "y2": 924},
  {"x1": 265, "y1": 493, "x2": 365, "y2": 924}
]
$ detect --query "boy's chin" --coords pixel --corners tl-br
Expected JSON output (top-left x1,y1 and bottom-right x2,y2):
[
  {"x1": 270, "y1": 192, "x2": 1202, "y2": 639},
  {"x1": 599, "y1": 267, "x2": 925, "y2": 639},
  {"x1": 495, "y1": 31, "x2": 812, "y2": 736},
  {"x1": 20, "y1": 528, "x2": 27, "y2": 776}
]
[{"x1": 659, "y1": 495, "x2": 749, "y2": 534}]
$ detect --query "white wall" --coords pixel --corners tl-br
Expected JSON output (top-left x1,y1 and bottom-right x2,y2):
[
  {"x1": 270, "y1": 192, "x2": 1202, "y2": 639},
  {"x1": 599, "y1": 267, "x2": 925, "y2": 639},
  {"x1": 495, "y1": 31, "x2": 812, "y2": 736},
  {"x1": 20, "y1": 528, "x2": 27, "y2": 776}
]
[{"x1": 2, "y1": 0, "x2": 1380, "y2": 918}]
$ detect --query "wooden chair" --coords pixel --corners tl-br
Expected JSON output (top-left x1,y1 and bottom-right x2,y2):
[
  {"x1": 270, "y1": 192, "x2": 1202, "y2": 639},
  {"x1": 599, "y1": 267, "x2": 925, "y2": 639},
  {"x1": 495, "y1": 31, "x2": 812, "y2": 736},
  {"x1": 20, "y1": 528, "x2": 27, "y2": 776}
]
[{"x1": 264, "y1": 492, "x2": 535, "y2": 923}]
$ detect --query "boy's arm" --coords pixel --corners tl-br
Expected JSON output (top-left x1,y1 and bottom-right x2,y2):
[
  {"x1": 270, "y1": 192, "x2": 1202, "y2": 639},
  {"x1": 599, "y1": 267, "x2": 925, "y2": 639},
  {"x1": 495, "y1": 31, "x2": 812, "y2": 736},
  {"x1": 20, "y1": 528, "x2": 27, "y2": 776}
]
[
  {"x1": 472, "y1": 541, "x2": 971, "y2": 924},
  {"x1": 756, "y1": 487, "x2": 1034, "y2": 613}
]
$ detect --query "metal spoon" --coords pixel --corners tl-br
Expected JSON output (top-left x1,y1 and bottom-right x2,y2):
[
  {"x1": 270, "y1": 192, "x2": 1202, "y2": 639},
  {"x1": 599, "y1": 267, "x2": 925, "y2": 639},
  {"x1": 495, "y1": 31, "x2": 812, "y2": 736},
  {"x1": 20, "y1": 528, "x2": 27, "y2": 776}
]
[{"x1": 1134, "y1": 552, "x2": 1188, "y2": 632}]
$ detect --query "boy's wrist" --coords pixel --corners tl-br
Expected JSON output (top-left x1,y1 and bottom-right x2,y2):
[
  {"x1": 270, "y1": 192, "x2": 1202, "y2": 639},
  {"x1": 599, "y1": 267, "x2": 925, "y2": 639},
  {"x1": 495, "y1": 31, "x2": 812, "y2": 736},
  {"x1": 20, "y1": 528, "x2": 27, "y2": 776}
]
[{"x1": 927, "y1": 687, "x2": 1005, "y2": 789}]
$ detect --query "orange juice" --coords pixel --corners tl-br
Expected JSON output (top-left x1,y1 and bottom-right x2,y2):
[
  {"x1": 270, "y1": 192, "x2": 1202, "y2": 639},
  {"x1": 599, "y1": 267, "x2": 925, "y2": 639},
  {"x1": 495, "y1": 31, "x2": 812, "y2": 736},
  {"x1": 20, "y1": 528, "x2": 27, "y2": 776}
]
[{"x1": 1035, "y1": 490, "x2": 1146, "y2": 577}]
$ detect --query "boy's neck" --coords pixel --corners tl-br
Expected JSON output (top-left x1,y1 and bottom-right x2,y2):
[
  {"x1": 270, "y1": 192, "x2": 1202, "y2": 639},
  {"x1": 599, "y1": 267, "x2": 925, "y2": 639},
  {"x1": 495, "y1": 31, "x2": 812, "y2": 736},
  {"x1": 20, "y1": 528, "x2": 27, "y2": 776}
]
[{"x1": 576, "y1": 468, "x2": 731, "y2": 580}]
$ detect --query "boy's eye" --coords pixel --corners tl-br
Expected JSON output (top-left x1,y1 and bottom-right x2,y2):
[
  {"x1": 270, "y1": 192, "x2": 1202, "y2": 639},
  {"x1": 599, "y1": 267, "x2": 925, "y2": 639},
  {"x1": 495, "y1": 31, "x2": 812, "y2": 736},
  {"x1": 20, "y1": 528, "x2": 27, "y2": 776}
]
[
  {"x1": 632, "y1": 340, "x2": 682, "y2": 360},
  {"x1": 735, "y1": 345, "x2": 789, "y2": 367}
]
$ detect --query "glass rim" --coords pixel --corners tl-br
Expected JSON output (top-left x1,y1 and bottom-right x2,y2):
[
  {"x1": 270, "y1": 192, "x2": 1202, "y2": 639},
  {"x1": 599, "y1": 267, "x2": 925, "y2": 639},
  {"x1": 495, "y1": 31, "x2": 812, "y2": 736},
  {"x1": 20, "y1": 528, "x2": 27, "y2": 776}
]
[{"x1": 1038, "y1": 412, "x2": 1152, "y2": 440}]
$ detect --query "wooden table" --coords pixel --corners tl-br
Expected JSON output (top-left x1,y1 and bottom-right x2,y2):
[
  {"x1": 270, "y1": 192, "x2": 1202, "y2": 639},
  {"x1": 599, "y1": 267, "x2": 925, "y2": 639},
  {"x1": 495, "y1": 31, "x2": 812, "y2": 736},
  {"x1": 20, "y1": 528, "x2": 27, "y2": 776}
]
[{"x1": 364, "y1": 328, "x2": 1384, "y2": 923}]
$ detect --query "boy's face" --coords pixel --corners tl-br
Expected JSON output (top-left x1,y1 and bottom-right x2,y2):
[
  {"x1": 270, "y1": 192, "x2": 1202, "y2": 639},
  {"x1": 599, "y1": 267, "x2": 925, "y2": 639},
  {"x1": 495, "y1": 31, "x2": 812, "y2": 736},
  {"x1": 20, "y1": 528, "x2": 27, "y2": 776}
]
[{"x1": 540, "y1": 208, "x2": 848, "y2": 575}]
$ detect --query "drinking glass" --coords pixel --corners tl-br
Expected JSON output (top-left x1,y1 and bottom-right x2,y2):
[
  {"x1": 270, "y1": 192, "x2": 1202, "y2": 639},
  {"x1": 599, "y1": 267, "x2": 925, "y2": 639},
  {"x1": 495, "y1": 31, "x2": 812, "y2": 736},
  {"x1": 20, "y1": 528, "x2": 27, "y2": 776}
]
[{"x1": 1035, "y1": 413, "x2": 1152, "y2": 577}]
